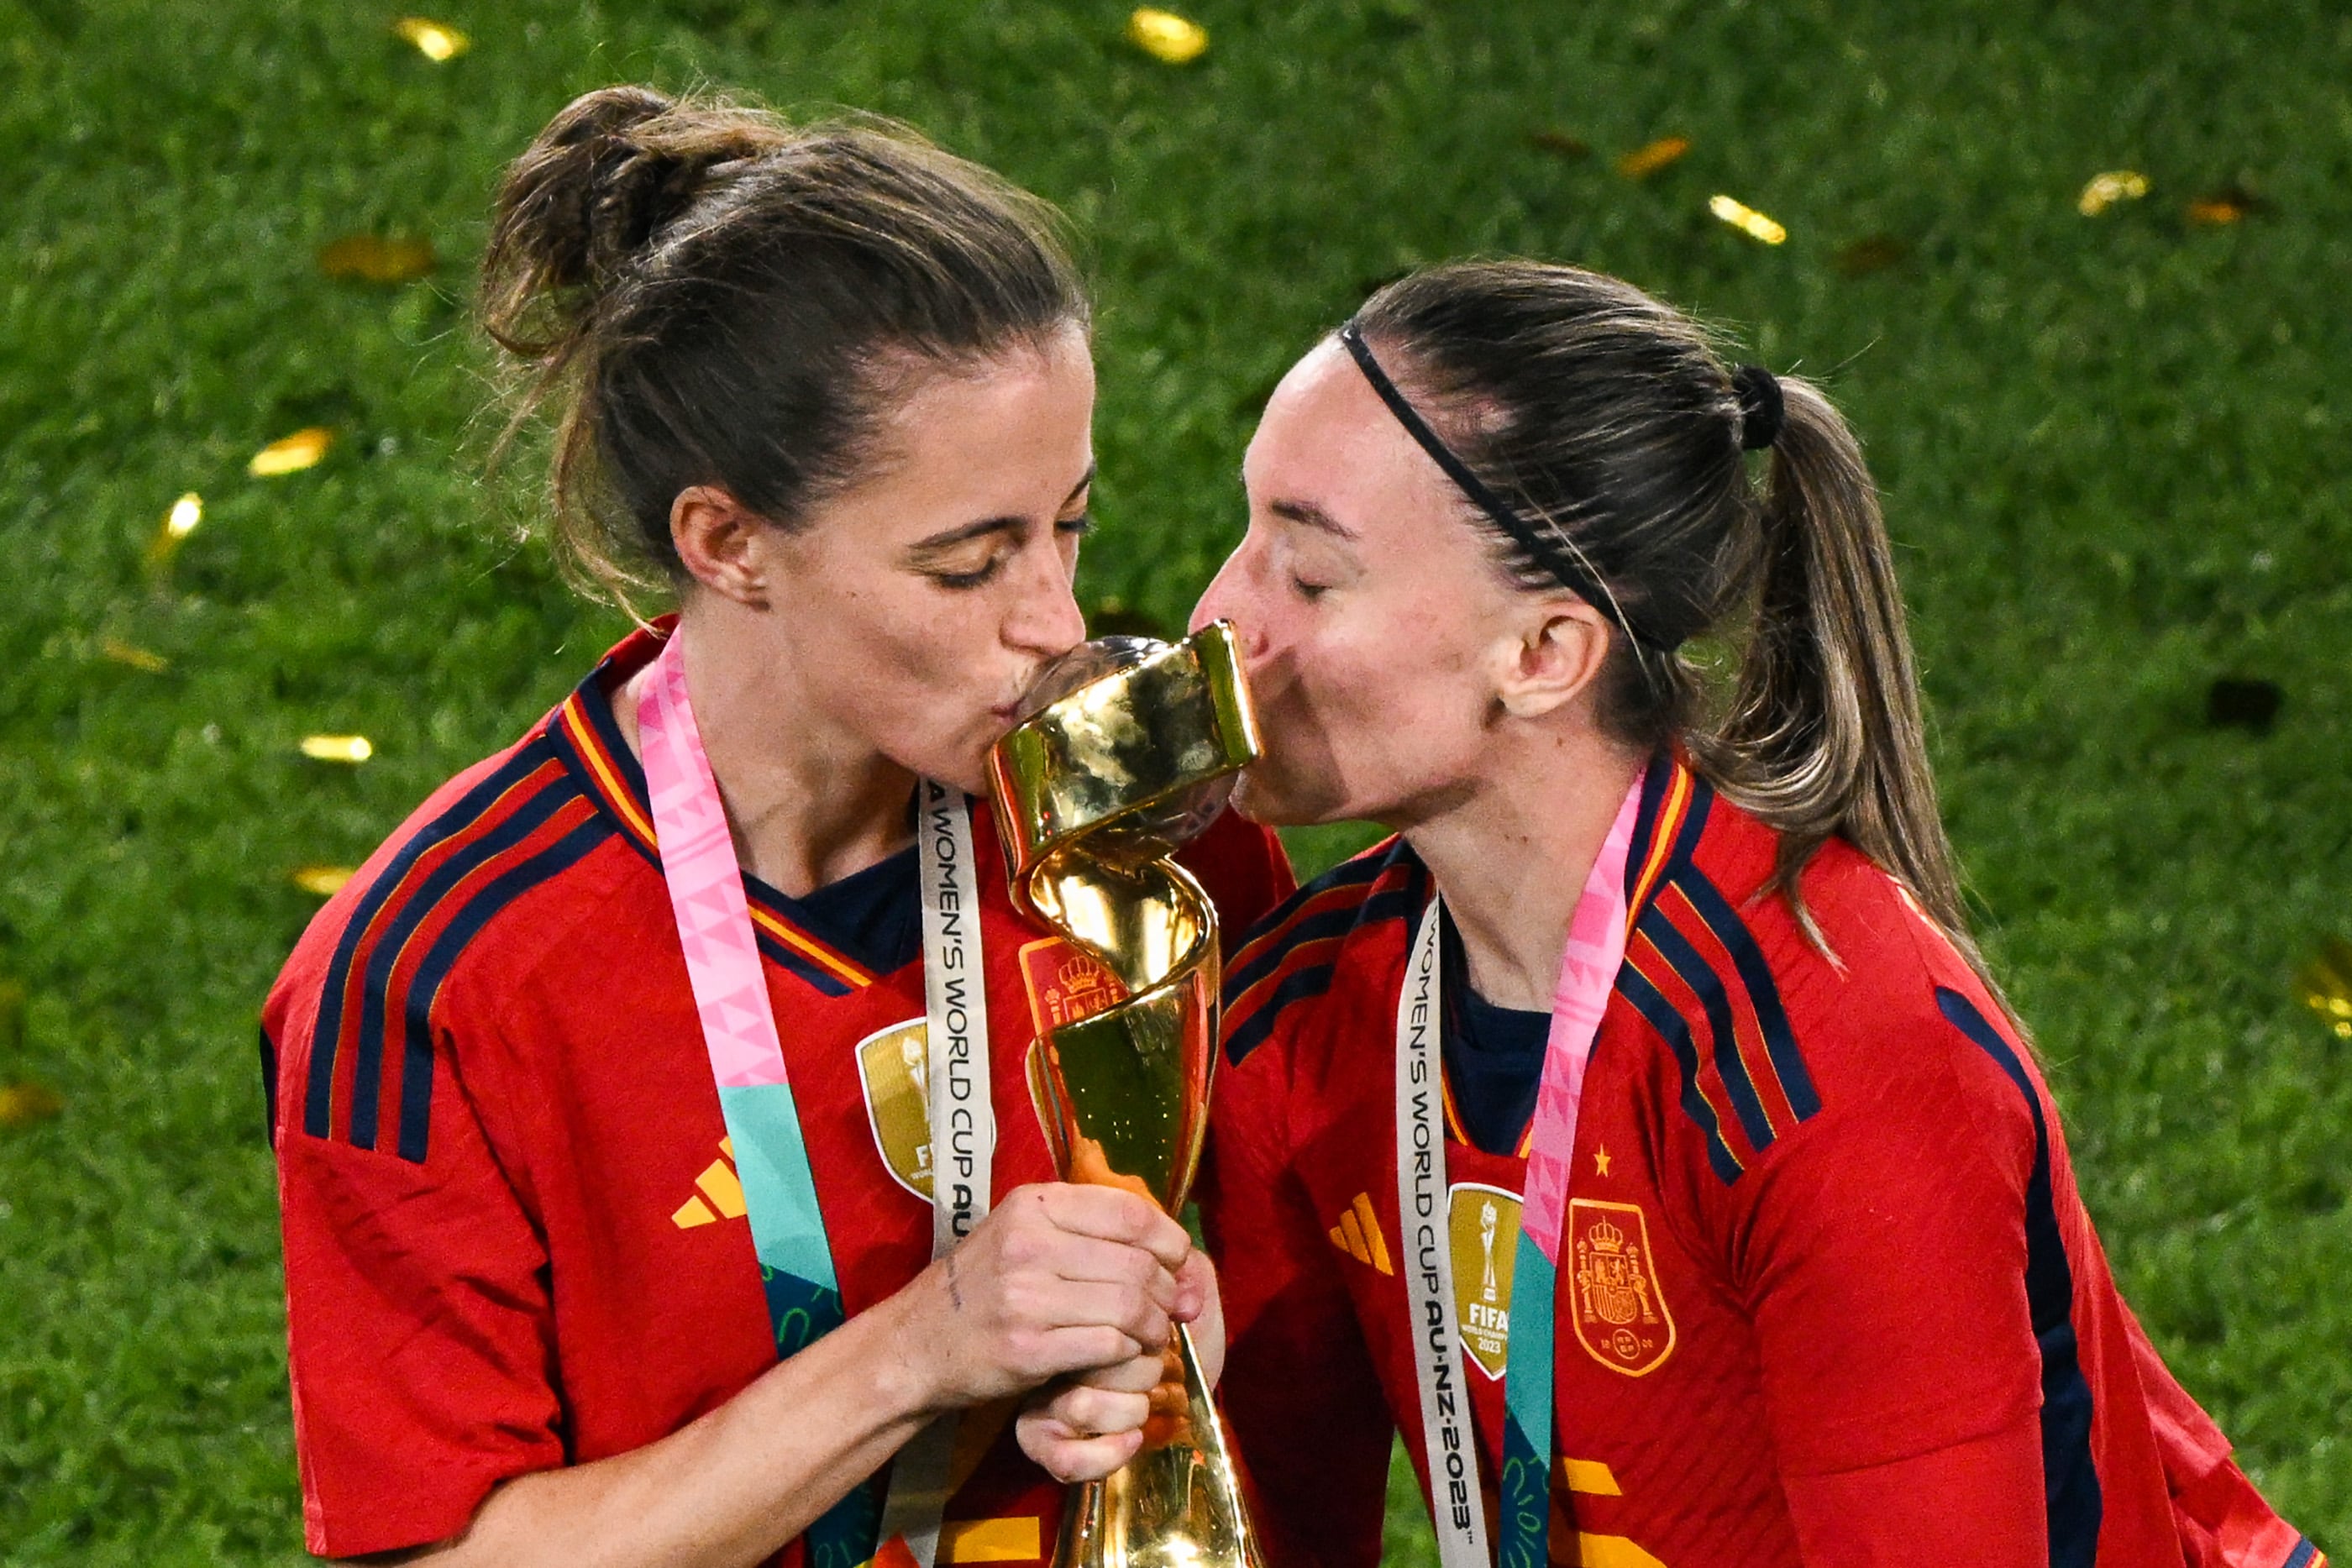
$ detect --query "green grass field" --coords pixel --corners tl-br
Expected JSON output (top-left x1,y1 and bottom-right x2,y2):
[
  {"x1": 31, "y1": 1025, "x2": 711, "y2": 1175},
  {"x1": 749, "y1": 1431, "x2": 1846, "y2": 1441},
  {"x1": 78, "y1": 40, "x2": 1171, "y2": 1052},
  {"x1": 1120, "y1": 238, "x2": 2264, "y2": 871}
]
[{"x1": 4, "y1": 0, "x2": 2349, "y2": 1559}]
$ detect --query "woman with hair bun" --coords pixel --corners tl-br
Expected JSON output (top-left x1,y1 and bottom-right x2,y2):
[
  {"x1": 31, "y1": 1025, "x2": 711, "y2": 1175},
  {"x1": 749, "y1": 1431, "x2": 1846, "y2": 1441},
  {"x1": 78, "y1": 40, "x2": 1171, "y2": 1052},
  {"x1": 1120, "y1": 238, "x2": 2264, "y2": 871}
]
[
  {"x1": 1177, "y1": 262, "x2": 2318, "y2": 1567},
  {"x1": 261, "y1": 87, "x2": 1289, "y2": 1565}
]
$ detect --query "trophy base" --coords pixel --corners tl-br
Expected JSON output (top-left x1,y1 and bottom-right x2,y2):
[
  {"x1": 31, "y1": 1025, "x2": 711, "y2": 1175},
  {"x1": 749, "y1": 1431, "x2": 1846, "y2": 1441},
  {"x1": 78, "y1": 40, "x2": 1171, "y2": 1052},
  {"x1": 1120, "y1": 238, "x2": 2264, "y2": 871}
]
[{"x1": 1053, "y1": 1326, "x2": 1262, "y2": 1568}]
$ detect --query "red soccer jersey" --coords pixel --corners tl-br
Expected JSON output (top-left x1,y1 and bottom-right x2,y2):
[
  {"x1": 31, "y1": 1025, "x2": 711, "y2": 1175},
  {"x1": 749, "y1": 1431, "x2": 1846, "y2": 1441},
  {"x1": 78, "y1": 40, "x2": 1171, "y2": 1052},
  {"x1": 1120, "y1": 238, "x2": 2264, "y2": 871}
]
[
  {"x1": 1204, "y1": 757, "x2": 2319, "y2": 1568},
  {"x1": 261, "y1": 623, "x2": 1293, "y2": 1560}
]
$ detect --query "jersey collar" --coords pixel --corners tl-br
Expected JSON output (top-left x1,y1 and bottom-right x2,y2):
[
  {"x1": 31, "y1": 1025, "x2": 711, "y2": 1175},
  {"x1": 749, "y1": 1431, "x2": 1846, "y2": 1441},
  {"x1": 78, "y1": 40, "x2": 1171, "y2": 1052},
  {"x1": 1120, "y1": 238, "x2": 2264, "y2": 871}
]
[{"x1": 545, "y1": 618, "x2": 923, "y2": 989}]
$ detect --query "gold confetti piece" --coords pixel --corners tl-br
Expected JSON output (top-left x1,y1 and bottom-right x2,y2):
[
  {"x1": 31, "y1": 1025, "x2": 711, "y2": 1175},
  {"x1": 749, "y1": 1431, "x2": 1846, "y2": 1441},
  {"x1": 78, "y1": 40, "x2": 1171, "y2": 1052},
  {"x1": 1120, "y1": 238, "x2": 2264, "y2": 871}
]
[
  {"x1": 392, "y1": 16, "x2": 468, "y2": 60},
  {"x1": 318, "y1": 234, "x2": 438, "y2": 284},
  {"x1": 100, "y1": 637, "x2": 169, "y2": 673},
  {"x1": 0, "y1": 1082, "x2": 64, "y2": 1129},
  {"x1": 1615, "y1": 136, "x2": 1691, "y2": 180},
  {"x1": 300, "y1": 734, "x2": 374, "y2": 764},
  {"x1": 291, "y1": 866, "x2": 357, "y2": 897},
  {"x1": 144, "y1": 491, "x2": 203, "y2": 569},
  {"x1": 2077, "y1": 170, "x2": 2149, "y2": 216},
  {"x1": 1834, "y1": 233, "x2": 1911, "y2": 277},
  {"x1": 1127, "y1": 8, "x2": 1208, "y2": 65},
  {"x1": 2297, "y1": 937, "x2": 2352, "y2": 1040},
  {"x1": 249, "y1": 427, "x2": 334, "y2": 478},
  {"x1": 2187, "y1": 185, "x2": 2260, "y2": 226},
  {"x1": 1709, "y1": 194, "x2": 1787, "y2": 245},
  {"x1": 1529, "y1": 129, "x2": 1591, "y2": 160}
]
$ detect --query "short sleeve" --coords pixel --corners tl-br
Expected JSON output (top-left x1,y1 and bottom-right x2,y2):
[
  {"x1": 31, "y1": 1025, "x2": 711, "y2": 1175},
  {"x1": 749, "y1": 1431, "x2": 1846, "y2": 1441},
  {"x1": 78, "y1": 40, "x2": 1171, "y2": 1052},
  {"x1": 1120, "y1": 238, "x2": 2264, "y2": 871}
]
[
  {"x1": 269, "y1": 978, "x2": 564, "y2": 1557},
  {"x1": 1726, "y1": 1013, "x2": 2045, "y2": 1481}
]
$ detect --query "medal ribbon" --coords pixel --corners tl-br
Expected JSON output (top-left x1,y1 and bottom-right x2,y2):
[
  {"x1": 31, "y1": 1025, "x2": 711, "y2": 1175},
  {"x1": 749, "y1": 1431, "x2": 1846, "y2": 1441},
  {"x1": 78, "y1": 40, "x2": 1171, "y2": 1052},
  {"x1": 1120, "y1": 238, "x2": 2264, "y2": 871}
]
[
  {"x1": 638, "y1": 633, "x2": 990, "y2": 1568},
  {"x1": 1397, "y1": 768, "x2": 1646, "y2": 1568}
]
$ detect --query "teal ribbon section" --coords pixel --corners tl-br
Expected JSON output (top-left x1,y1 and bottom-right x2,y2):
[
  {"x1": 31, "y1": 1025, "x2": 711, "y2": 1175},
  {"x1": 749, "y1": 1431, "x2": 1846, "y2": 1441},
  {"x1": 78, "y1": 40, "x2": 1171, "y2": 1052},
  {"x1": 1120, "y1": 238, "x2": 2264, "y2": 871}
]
[
  {"x1": 1498, "y1": 1233, "x2": 1558, "y2": 1568},
  {"x1": 716, "y1": 1082, "x2": 878, "y2": 1565}
]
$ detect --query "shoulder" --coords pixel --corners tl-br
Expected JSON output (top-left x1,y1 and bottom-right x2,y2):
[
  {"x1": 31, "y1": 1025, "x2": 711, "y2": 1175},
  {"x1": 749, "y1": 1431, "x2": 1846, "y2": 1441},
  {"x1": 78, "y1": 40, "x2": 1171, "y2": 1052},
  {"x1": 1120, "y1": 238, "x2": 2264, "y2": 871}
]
[
  {"x1": 1221, "y1": 836, "x2": 1425, "y2": 1070},
  {"x1": 1623, "y1": 788, "x2": 2040, "y2": 1189},
  {"x1": 264, "y1": 713, "x2": 632, "y2": 1164}
]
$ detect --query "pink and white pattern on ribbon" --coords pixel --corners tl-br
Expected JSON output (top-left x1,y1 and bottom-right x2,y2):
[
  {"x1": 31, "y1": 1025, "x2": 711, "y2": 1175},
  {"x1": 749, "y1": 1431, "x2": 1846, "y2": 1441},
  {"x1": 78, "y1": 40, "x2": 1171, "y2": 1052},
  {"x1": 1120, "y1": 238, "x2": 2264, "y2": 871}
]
[
  {"x1": 1518, "y1": 767, "x2": 1647, "y2": 1266},
  {"x1": 638, "y1": 633, "x2": 791, "y2": 1091}
]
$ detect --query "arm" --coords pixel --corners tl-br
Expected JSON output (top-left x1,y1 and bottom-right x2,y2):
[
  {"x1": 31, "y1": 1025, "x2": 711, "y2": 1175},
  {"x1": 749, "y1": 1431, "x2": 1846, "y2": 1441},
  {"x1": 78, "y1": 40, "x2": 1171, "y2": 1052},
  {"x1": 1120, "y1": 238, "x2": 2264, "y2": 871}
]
[
  {"x1": 1734, "y1": 1018, "x2": 2055, "y2": 1565},
  {"x1": 369, "y1": 1183, "x2": 1194, "y2": 1568}
]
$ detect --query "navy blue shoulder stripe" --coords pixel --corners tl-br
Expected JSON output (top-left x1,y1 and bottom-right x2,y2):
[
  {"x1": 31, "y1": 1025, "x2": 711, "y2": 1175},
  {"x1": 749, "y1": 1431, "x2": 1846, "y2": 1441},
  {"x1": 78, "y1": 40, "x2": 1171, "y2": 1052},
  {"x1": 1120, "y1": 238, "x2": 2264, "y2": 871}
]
[
  {"x1": 1225, "y1": 962, "x2": 1337, "y2": 1067},
  {"x1": 1674, "y1": 869, "x2": 1820, "y2": 1120},
  {"x1": 382, "y1": 815, "x2": 614, "y2": 1162},
  {"x1": 1936, "y1": 985, "x2": 2102, "y2": 1567},
  {"x1": 1635, "y1": 903, "x2": 1779, "y2": 1156},
  {"x1": 1226, "y1": 851, "x2": 1393, "y2": 969},
  {"x1": 303, "y1": 737, "x2": 564, "y2": 1143},
  {"x1": 1615, "y1": 962, "x2": 1745, "y2": 1183},
  {"x1": 343, "y1": 774, "x2": 587, "y2": 1151}
]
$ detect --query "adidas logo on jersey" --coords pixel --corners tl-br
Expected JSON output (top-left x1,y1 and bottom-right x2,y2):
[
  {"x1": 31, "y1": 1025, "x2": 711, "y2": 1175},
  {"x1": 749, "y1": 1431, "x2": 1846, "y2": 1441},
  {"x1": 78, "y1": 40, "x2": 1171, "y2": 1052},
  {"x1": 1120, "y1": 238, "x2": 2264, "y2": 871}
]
[
  {"x1": 672, "y1": 1138, "x2": 746, "y2": 1229},
  {"x1": 1329, "y1": 1192, "x2": 1394, "y2": 1275}
]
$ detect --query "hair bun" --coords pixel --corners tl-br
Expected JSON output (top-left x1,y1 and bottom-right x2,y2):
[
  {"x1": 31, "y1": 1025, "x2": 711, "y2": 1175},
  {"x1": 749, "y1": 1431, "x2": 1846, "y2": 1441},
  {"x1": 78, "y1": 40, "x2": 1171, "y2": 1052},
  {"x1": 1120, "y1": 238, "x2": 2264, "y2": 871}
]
[{"x1": 481, "y1": 86, "x2": 792, "y2": 358}]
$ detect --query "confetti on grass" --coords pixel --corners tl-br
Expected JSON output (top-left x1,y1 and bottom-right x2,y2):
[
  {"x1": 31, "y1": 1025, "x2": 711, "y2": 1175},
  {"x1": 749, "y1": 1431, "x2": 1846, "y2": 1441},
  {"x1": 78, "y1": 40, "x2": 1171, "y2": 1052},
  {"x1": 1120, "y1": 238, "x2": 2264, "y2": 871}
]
[
  {"x1": 101, "y1": 638, "x2": 169, "y2": 673},
  {"x1": 318, "y1": 235, "x2": 437, "y2": 284},
  {"x1": 2187, "y1": 186, "x2": 2261, "y2": 226},
  {"x1": 144, "y1": 491, "x2": 202, "y2": 570},
  {"x1": 300, "y1": 735, "x2": 375, "y2": 764},
  {"x1": 1615, "y1": 137, "x2": 1690, "y2": 179},
  {"x1": 2078, "y1": 170, "x2": 2149, "y2": 216},
  {"x1": 0, "y1": 1083, "x2": 63, "y2": 1129},
  {"x1": 292, "y1": 867, "x2": 357, "y2": 897},
  {"x1": 1708, "y1": 194, "x2": 1786, "y2": 245},
  {"x1": 249, "y1": 427, "x2": 334, "y2": 477},
  {"x1": 2299, "y1": 938, "x2": 2352, "y2": 1040},
  {"x1": 1127, "y1": 8, "x2": 1208, "y2": 65},
  {"x1": 392, "y1": 17, "x2": 468, "y2": 61}
]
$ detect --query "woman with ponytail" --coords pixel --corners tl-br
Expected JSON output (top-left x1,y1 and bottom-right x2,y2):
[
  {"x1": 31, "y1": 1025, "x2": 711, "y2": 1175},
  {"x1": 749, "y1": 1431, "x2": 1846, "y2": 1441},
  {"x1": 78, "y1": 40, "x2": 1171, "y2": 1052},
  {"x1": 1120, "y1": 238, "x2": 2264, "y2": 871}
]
[
  {"x1": 1153, "y1": 262, "x2": 2317, "y2": 1567},
  {"x1": 261, "y1": 87, "x2": 1290, "y2": 1565}
]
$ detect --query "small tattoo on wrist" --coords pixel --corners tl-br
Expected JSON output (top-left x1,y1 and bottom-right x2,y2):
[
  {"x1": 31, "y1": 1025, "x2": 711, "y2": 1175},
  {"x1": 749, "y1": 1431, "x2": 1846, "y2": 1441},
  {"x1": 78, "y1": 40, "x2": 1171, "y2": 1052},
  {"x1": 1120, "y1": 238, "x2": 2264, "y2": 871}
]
[{"x1": 947, "y1": 1250, "x2": 965, "y2": 1311}]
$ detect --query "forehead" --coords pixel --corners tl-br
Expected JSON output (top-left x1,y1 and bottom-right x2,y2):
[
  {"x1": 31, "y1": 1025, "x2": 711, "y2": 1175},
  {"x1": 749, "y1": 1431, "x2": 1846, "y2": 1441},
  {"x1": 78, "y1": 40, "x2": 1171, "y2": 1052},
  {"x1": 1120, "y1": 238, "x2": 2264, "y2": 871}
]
[{"x1": 1243, "y1": 338, "x2": 1462, "y2": 546}]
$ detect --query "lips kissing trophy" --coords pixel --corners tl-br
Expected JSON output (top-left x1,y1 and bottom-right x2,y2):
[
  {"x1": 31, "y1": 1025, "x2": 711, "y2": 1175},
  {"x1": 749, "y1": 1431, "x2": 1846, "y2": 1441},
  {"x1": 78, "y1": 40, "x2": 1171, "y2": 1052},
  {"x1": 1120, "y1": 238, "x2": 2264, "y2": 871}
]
[{"x1": 987, "y1": 621, "x2": 1267, "y2": 1568}]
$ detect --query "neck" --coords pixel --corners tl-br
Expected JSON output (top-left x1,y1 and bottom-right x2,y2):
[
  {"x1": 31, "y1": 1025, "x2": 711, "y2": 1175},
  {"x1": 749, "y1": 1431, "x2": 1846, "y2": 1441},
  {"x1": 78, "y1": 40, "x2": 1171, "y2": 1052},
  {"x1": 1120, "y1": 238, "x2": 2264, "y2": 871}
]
[
  {"x1": 617, "y1": 604, "x2": 917, "y2": 897},
  {"x1": 1400, "y1": 726, "x2": 1646, "y2": 1013}
]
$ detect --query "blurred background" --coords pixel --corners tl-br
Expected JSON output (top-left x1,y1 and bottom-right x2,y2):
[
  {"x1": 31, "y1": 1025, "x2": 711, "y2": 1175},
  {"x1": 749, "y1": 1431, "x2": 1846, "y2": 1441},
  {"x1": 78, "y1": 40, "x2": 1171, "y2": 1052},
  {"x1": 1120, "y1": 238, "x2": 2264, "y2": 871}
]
[{"x1": 3, "y1": 0, "x2": 2348, "y2": 1560}]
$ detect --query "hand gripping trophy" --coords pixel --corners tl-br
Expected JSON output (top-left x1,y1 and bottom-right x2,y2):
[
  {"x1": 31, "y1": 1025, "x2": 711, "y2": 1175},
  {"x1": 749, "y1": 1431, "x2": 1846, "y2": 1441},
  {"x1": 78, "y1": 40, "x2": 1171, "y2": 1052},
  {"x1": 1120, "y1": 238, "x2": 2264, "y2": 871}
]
[{"x1": 988, "y1": 621, "x2": 1266, "y2": 1568}]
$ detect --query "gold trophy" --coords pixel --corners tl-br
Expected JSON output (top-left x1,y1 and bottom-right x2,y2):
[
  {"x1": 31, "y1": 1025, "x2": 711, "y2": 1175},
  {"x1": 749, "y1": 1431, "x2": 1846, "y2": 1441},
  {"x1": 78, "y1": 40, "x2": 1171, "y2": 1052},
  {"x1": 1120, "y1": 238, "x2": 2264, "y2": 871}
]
[{"x1": 989, "y1": 621, "x2": 1266, "y2": 1568}]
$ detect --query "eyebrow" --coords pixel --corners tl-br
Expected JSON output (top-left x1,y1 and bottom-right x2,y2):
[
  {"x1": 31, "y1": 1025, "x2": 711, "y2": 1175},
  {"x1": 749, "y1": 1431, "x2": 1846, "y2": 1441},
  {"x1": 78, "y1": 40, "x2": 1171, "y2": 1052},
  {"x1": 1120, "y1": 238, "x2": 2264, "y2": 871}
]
[
  {"x1": 906, "y1": 464, "x2": 1097, "y2": 556},
  {"x1": 1268, "y1": 497, "x2": 1358, "y2": 542}
]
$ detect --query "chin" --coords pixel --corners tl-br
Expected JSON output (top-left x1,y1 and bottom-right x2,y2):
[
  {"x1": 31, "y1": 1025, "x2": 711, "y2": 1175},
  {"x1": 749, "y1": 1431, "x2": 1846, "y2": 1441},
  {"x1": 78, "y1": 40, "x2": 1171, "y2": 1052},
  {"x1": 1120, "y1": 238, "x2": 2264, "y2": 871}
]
[{"x1": 1231, "y1": 770, "x2": 1337, "y2": 830}]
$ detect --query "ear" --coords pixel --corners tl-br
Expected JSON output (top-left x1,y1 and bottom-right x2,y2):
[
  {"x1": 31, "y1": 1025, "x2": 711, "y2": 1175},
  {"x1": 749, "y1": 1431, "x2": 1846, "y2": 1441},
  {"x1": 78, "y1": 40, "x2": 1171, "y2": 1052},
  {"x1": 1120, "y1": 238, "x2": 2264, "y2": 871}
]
[
  {"x1": 669, "y1": 485, "x2": 778, "y2": 608},
  {"x1": 1493, "y1": 596, "x2": 1615, "y2": 721}
]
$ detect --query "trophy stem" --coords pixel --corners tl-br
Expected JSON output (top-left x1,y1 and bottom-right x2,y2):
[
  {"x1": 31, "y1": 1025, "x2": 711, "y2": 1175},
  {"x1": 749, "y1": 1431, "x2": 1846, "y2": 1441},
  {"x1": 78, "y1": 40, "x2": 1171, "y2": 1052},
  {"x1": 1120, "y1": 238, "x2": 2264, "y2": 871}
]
[{"x1": 1051, "y1": 1324, "x2": 1261, "y2": 1568}]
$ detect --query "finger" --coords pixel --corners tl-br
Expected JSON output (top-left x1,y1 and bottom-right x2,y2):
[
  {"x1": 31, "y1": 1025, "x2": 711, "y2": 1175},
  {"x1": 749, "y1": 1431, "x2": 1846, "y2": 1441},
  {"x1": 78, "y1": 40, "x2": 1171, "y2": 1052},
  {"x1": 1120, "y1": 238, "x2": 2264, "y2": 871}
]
[
  {"x1": 1021, "y1": 1423, "x2": 1146, "y2": 1485},
  {"x1": 1019, "y1": 1324, "x2": 1147, "y2": 1384},
  {"x1": 1044, "y1": 1235, "x2": 1182, "y2": 1304},
  {"x1": 1047, "y1": 1383, "x2": 1152, "y2": 1439},
  {"x1": 1171, "y1": 1250, "x2": 1215, "y2": 1321},
  {"x1": 1037, "y1": 1185, "x2": 1193, "y2": 1269},
  {"x1": 1071, "y1": 1351, "x2": 1167, "y2": 1395},
  {"x1": 1040, "y1": 1280, "x2": 1172, "y2": 1349}
]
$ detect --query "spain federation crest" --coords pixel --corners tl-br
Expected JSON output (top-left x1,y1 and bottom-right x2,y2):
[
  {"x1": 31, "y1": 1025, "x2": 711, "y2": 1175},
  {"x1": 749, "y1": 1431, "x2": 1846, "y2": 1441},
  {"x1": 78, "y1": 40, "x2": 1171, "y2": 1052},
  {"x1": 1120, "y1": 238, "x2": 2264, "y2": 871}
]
[
  {"x1": 1568, "y1": 1198, "x2": 1676, "y2": 1377},
  {"x1": 1448, "y1": 1183, "x2": 1520, "y2": 1379}
]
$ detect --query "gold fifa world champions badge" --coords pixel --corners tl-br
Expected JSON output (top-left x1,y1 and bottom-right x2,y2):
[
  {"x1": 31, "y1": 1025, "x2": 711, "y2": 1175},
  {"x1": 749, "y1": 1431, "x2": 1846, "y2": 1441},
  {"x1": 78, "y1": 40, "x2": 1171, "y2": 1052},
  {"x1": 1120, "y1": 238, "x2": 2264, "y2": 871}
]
[
  {"x1": 1449, "y1": 1184, "x2": 1520, "y2": 1378},
  {"x1": 1569, "y1": 1198, "x2": 1677, "y2": 1376}
]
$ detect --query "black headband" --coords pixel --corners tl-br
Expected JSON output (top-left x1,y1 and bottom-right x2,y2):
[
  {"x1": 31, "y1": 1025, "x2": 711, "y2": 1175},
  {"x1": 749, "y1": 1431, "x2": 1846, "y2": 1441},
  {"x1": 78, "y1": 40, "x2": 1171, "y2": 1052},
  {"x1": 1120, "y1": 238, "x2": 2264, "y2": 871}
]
[{"x1": 1336, "y1": 321, "x2": 1662, "y2": 651}]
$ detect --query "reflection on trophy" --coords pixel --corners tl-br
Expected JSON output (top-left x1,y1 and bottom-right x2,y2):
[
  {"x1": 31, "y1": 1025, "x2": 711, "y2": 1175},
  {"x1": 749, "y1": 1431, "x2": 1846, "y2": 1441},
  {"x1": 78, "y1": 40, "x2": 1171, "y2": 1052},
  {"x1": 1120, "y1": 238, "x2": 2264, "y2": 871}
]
[{"x1": 988, "y1": 621, "x2": 1265, "y2": 1568}]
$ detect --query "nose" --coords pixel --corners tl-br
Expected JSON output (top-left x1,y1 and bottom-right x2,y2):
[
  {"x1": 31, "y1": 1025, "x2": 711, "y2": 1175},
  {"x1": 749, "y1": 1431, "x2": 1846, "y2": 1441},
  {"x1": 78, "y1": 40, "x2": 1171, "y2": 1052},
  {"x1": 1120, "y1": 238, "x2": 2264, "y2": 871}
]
[
  {"x1": 1006, "y1": 542, "x2": 1089, "y2": 658},
  {"x1": 1189, "y1": 549, "x2": 1238, "y2": 636}
]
